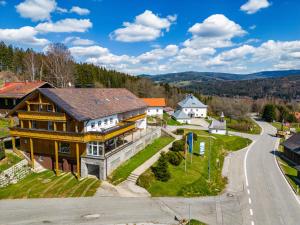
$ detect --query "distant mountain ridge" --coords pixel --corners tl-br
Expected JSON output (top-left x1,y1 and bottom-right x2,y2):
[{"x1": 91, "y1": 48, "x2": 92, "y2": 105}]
[{"x1": 141, "y1": 70, "x2": 300, "y2": 83}]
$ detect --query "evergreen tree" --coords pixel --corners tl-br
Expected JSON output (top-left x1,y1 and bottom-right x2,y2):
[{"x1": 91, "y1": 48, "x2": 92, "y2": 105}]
[
  {"x1": 152, "y1": 153, "x2": 171, "y2": 182},
  {"x1": 262, "y1": 104, "x2": 276, "y2": 122}
]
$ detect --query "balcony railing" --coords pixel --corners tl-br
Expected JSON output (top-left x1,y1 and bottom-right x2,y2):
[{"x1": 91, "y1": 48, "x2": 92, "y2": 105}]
[
  {"x1": 124, "y1": 113, "x2": 146, "y2": 122},
  {"x1": 9, "y1": 121, "x2": 136, "y2": 143},
  {"x1": 17, "y1": 111, "x2": 67, "y2": 122}
]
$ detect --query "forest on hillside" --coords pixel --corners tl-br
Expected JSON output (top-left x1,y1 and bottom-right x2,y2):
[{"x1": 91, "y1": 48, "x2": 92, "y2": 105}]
[
  {"x1": 0, "y1": 41, "x2": 188, "y2": 107},
  {"x1": 182, "y1": 75, "x2": 300, "y2": 100}
]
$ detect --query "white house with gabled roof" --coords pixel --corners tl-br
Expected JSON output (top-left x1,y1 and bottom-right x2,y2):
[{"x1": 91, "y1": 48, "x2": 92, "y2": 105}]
[{"x1": 172, "y1": 94, "x2": 207, "y2": 124}]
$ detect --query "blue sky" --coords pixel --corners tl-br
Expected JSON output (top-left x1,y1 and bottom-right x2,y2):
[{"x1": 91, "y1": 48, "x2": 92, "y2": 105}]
[{"x1": 0, "y1": 0, "x2": 300, "y2": 75}]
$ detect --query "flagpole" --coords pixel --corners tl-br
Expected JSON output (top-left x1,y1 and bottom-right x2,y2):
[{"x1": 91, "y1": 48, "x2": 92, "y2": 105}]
[
  {"x1": 185, "y1": 133, "x2": 187, "y2": 173},
  {"x1": 190, "y1": 133, "x2": 193, "y2": 164}
]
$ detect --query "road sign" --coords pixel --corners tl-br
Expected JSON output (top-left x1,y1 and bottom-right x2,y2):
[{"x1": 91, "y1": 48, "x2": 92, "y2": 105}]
[{"x1": 200, "y1": 142, "x2": 205, "y2": 155}]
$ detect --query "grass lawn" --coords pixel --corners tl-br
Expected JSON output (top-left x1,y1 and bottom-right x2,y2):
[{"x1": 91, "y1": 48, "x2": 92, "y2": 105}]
[
  {"x1": 0, "y1": 170, "x2": 100, "y2": 199},
  {"x1": 163, "y1": 113, "x2": 182, "y2": 126},
  {"x1": 271, "y1": 122, "x2": 300, "y2": 133},
  {"x1": 214, "y1": 116, "x2": 261, "y2": 134},
  {"x1": 0, "y1": 151, "x2": 23, "y2": 173},
  {"x1": 277, "y1": 145, "x2": 300, "y2": 194},
  {"x1": 138, "y1": 130, "x2": 251, "y2": 197},
  {"x1": 109, "y1": 136, "x2": 174, "y2": 185},
  {"x1": 0, "y1": 118, "x2": 9, "y2": 137},
  {"x1": 190, "y1": 219, "x2": 207, "y2": 225}
]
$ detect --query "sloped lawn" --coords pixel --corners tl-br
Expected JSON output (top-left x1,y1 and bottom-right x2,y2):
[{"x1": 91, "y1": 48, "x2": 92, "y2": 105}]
[
  {"x1": 138, "y1": 130, "x2": 251, "y2": 197},
  {"x1": 0, "y1": 152, "x2": 23, "y2": 173},
  {"x1": 0, "y1": 170, "x2": 100, "y2": 199},
  {"x1": 109, "y1": 136, "x2": 174, "y2": 185}
]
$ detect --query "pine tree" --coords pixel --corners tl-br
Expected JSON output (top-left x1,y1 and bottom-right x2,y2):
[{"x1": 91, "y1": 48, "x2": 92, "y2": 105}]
[
  {"x1": 262, "y1": 104, "x2": 276, "y2": 122},
  {"x1": 152, "y1": 153, "x2": 171, "y2": 182}
]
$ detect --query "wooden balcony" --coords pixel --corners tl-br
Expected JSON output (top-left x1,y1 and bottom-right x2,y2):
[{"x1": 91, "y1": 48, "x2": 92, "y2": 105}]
[
  {"x1": 9, "y1": 122, "x2": 136, "y2": 143},
  {"x1": 17, "y1": 111, "x2": 67, "y2": 122},
  {"x1": 124, "y1": 113, "x2": 146, "y2": 122}
]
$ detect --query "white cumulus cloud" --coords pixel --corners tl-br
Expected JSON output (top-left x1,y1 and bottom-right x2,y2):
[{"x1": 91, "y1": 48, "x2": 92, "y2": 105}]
[
  {"x1": 15, "y1": 0, "x2": 57, "y2": 21},
  {"x1": 0, "y1": 26, "x2": 49, "y2": 46},
  {"x1": 64, "y1": 36, "x2": 95, "y2": 46},
  {"x1": 70, "y1": 6, "x2": 90, "y2": 15},
  {"x1": 110, "y1": 10, "x2": 177, "y2": 42},
  {"x1": 184, "y1": 14, "x2": 246, "y2": 49},
  {"x1": 35, "y1": 18, "x2": 92, "y2": 33},
  {"x1": 241, "y1": 0, "x2": 271, "y2": 14}
]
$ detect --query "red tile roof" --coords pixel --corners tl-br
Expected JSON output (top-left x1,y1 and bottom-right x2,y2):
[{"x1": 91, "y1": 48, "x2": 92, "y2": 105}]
[
  {"x1": 0, "y1": 81, "x2": 51, "y2": 98},
  {"x1": 142, "y1": 98, "x2": 166, "y2": 107}
]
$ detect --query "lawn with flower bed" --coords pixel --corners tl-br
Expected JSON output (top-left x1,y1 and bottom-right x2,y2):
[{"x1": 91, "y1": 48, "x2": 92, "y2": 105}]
[
  {"x1": 138, "y1": 130, "x2": 251, "y2": 197},
  {"x1": 0, "y1": 170, "x2": 100, "y2": 199}
]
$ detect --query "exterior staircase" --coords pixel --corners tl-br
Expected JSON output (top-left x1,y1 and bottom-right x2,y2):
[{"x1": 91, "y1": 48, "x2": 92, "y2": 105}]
[{"x1": 126, "y1": 173, "x2": 139, "y2": 183}]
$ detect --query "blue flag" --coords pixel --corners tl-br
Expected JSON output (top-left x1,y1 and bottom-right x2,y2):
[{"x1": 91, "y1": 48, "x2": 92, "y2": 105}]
[{"x1": 187, "y1": 132, "x2": 193, "y2": 153}]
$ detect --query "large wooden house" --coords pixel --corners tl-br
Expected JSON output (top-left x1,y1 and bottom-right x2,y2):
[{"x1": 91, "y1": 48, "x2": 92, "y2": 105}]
[
  {"x1": 8, "y1": 88, "x2": 147, "y2": 179},
  {"x1": 0, "y1": 81, "x2": 53, "y2": 115}
]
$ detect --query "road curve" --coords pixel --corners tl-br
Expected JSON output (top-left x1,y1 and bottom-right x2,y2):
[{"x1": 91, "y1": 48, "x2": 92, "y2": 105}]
[{"x1": 245, "y1": 120, "x2": 300, "y2": 225}]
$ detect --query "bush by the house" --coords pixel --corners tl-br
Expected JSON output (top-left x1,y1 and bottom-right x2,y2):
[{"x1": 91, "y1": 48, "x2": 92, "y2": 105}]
[
  {"x1": 176, "y1": 128, "x2": 184, "y2": 135},
  {"x1": 193, "y1": 132, "x2": 198, "y2": 141},
  {"x1": 166, "y1": 151, "x2": 183, "y2": 166},
  {"x1": 151, "y1": 153, "x2": 170, "y2": 182},
  {"x1": 171, "y1": 140, "x2": 185, "y2": 152},
  {"x1": 0, "y1": 142, "x2": 5, "y2": 160}
]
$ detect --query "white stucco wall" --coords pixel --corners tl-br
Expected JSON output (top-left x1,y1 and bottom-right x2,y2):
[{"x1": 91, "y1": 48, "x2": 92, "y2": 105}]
[
  {"x1": 209, "y1": 129, "x2": 226, "y2": 135},
  {"x1": 85, "y1": 114, "x2": 119, "y2": 132},
  {"x1": 146, "y1": 107, "x2": 163, "y2": 116},
  {"x1": 177, "y1": 119, "x2": 191, "y2": 124},
  {"x1": 181, "y1": 107, "x2": 207, "y2": 118}
]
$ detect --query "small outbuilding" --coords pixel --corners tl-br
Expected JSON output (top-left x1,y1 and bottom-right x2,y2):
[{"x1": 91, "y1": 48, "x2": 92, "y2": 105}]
[
  {"x1": 281, "y1": 133, "x2": 300, "y2": 165},
  {"x1": 142, "y1": 98, "x2": 166, "y2": 118},
  {"x1": 172, "y1": 110, "x2": 191, "y2": 124},
  {"x1": 209, "y1": 113, "x2": 227, "y2": 135}
]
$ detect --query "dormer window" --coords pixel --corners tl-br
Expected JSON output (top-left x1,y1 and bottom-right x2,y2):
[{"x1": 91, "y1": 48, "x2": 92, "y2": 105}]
[
  {"x1": 98, "y1": 121, "x2": 102, "y2": 126},
  {"x1": 91, "y1": 122, "x2": 95, "y2": 129},
  {"x1": 110, "y1": 118, "x2": 113, "y2": 124},
  {"x1": 104, "y1": 119, "x2": 108, "y2": 125}
]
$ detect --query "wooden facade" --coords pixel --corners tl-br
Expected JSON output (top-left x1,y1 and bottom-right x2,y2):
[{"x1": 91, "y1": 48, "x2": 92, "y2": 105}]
[{"x1": 9, "y1": 90, "x2": 146, "y2": 178}]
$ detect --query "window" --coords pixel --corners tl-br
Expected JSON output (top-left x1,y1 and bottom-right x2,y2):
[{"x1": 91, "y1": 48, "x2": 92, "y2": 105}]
[
  {"x1": 59, "y1": 142, "x2": 70, "y2": 154},
  {"x1": 48, "y1": 121, "x2": 53, "y2": 130},
  {"x1": 38, "y1": 105, "x2": 43, "y2": 112},
  {"x1": 47, "y1": 105, "x2": 53, "y2": 112},
  {"x1": 148, "y1": 110, "x2": 150, "y2": 112},
  {"x1": 91, "y1": 122, "x2": 95, "y2": 129},
  {"x1": 87, "y1": 142, "x2": 103, "y2": 156},
  {"x1": 110, "y1": 118, "x2": 113, "y2": 124},
  {"x1": 156, "y1": 109, "x2": 159, "y2": 112},
  {"x1": 32, "y1": 121, "x2": 37, "y2": 129},
  {"x1": 104, "y1": 119, "x2": 108, "y2": 125},
  {"x1": 13, "y1": 99, "x2": 16, "y2": 105},
  {"x1": 196, "y1": 109, "x2": 198, "y2": 111},
  {"x1": 98, "y1": 121, "x2": 102, "y2": 126},
  {"x1": 4, "y1": 99, "x2": 8, "y2": 106}
]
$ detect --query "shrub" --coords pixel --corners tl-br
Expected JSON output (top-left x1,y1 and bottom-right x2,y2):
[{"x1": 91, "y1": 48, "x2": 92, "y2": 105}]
[
  {"x1": 171, "y1": 140, "x2": 185, "y2": 152},
  {"x1": 151, "y1": 153, "x2": 170, "y2": 182},
  {"x1": 0, "y1": 142, "x2": 5, "y2": 160},
  {"x1": 166, "y1": 151, "x2": 183, "y2": 166},
  {"x1": 193, "y1": 133, "x2": 198, "y2": 141},
  {"x1": 137, "y1": 170, "x2": 155, "y2": 189},
  {"x1": 176, "y1": 128, "x2": 184, "y2": 135}
]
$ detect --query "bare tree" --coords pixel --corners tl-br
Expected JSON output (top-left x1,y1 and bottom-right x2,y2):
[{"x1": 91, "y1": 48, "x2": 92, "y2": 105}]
[
  {"x1": 45, "y1": 43, "x2": 74, "y2": 88},
  {"x1": 23, "y1": 49, "x2": 38, "y2": 81}
]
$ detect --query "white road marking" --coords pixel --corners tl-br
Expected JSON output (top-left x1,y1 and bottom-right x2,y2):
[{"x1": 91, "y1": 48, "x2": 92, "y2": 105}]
[
  {"x1": 250, "y1": 208, "x2": 253, "y2": 216},
  {"x1": 247, "y1": 189, "x2": 250, "y2": 195},
  {"x1": 251, "y1": 221, "x2": 255, "y2": 225},
  {"x1": 244, "y1": 140, "x2": 256, "y2": 187},
  {"x1": 273, "y1": 139, "x2": 300, "y2": 206},
  {"x1": 249, "y1": 198, "x2": 252, "y2": 204}
]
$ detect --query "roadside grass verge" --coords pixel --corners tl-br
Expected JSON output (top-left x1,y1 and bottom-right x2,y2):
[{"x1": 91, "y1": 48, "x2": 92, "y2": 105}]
[
  {"x1": 277, "y1": 144, "x2": 300, "y2": 195},
  {"x1": 109, "y1": 136, "x2": 174, "y2": 185},
  {"x1": 0, "y1": 151, "x2": 23, "y2": 173},
  {"x1": 271, "y1": 122, "x2": 300, "y2": 133},
  {"x1": 138, "y1": 130, "x2": 251, "y2": 197},
  {"x1": 213, "y1": 116, "x2": 261, "y2": 134},
  {"x1": 190, "y1": 219, "x2": 207, "y2": 225},
  {"x1": 0, "y1": 170, "x2": 100, "y2": 199}
]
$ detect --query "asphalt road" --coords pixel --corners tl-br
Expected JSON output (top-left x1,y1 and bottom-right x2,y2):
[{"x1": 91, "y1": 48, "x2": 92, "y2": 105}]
[
  {"x1": 1, "y1": 121, "x2": 300, "y2": 225},
  {"x1": 244, "y1": 120, "x2": 300, "y2": 225}
]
